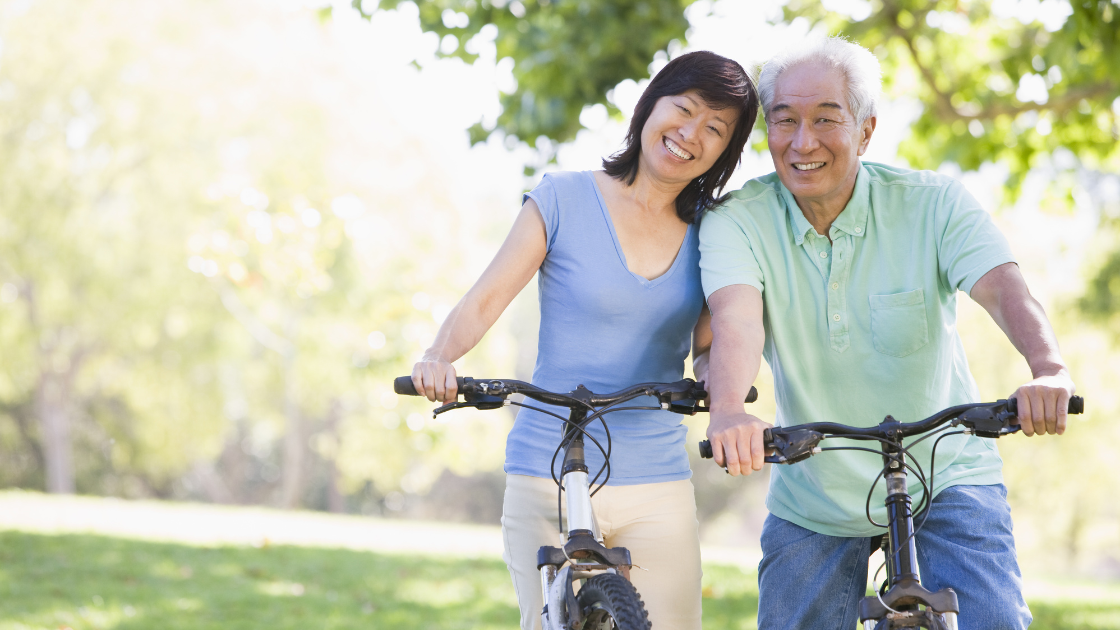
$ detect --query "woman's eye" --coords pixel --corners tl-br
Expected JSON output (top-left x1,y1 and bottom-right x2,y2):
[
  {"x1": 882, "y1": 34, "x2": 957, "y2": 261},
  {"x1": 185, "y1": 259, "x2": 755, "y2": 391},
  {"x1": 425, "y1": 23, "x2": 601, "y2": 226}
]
[
  {"x1": 677, "y1": 105, "x2": 691, "y2": 115},
  {"x1": 708, "y1": 126, "x2": 722, "y2": 136}
]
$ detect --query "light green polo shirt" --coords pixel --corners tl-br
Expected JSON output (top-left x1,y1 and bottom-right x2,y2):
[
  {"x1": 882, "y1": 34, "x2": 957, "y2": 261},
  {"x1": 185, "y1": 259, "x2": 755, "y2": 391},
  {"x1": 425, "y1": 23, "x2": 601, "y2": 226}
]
[{"x1": 699, "y1": 162, "x2": 1015, "y2": 537}]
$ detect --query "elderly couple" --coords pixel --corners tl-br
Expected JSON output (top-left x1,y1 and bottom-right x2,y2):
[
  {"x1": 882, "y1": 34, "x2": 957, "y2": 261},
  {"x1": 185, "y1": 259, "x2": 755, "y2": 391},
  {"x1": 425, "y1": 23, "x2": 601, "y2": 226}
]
[{"x1": 410, "y1": 38, "x2": 1075, "y2": 630}]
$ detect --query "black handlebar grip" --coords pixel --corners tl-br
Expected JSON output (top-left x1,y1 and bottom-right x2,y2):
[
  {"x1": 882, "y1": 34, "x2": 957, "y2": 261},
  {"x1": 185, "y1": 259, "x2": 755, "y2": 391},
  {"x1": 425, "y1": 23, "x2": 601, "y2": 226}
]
[
  {"x1": 746, "y1": 386, "x2": 758, "y2": 403},
  {"x1": 1006, "y1": 395, "x2": 1084, "y2": 415},
  {"x1": 393, "y1": 375, "x2": 470, "y2": 396},
  {"x1": 394, "y1": 376, "x2": 419, "y2": 396},
  {"x1": 698, "y1": 440, "x2": 713, "y2": 459}
]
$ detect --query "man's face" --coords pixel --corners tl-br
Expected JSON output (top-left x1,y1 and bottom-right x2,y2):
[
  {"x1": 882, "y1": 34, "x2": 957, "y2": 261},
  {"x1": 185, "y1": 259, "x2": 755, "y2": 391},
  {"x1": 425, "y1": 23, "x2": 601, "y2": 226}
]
[{"x1": 766, "y1": 62, "x2": 875, "y2": 213}]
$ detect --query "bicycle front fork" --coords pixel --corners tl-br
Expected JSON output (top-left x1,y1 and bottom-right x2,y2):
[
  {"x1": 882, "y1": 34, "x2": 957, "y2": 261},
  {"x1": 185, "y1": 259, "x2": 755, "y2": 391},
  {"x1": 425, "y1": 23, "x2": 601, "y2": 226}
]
[{"x1": 861, "y1": 438, "x2": 959, "y2": 629}]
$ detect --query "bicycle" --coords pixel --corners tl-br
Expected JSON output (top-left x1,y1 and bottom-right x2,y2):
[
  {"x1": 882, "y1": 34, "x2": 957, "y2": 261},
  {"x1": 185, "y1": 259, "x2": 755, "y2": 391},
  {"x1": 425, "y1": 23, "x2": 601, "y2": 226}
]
[
  {"x1": 395, "y1": 375, "x2": 757, "y2": 630},
  {"x1": 699, "y1": 394, "x2": 1085, "y2": 630}
]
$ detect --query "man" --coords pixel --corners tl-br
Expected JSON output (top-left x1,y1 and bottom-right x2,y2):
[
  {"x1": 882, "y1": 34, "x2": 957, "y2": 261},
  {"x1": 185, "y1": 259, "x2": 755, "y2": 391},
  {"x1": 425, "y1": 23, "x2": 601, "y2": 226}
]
[{"x1": 699, "y1": 37, "x2": 1075, "y2": 629}]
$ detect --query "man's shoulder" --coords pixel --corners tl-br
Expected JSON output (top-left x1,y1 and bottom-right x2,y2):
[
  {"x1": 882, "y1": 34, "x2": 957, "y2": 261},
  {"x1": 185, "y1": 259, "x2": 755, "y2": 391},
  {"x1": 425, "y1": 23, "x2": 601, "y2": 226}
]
[
  {"x1": 862, "y1": 162, "x2": 959, "y2": 192},
  {"x1": 712, "y1": 172, "x2": 784, "y2": 215}
]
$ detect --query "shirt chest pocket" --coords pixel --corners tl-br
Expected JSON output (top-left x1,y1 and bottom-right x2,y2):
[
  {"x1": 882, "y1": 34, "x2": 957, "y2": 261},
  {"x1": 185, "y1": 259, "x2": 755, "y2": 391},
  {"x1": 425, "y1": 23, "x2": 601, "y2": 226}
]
[{"x1": 869, "y1": 289, "x2": 930, "y2": 358}]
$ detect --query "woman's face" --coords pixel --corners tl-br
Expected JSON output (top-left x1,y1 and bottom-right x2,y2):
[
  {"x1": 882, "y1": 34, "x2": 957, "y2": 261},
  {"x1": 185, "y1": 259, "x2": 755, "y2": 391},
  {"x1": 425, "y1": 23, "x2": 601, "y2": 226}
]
[{"x1": 638, "y1": 90, "x2": 737, "y2": 185}]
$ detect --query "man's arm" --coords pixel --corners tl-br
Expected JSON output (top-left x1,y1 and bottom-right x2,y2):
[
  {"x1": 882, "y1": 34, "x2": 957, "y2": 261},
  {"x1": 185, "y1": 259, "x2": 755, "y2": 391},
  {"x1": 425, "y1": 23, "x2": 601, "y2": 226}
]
[
  {"x1": 706, "y1": 284, "x2": 771, "y2": 476},
  {"x1": 970, "y1": 262, "x2": 1075, "y2": 436}
]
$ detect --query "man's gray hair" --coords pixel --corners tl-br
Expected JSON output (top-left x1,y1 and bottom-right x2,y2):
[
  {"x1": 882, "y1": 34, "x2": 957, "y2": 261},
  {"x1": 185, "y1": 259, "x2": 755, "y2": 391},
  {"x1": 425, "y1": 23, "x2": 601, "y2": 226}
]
[{"x1": 758, "y1": 36, "x2": 882, "y2": 124}]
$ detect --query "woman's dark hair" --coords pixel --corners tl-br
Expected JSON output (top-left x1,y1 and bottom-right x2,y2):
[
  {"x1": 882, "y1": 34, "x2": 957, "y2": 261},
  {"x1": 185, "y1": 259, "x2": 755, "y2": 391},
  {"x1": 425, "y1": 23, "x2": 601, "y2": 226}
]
[{"x1": 603, "y1": 51, "x2": 759, "y2": 224}]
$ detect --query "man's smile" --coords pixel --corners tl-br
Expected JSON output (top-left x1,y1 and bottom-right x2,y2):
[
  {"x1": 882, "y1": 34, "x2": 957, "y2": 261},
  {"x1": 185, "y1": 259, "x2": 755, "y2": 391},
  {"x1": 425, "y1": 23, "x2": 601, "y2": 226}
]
[{"x1": 792, "y1": 162, "x2": 825, "y2": 171}]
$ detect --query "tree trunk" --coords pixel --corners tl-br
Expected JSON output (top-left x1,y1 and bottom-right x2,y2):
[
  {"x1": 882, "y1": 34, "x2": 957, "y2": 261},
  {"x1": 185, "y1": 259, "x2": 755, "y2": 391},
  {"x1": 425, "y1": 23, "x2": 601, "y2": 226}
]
[
  {"x1": 279, "y1": 350, "x2": 303, "y2": 509},
  {"x1": 35, "y1": 371, "x2": 74, "y2": 494},
  {"x1": 325, "y1": 399, "x2": 344, "y2": 513}
]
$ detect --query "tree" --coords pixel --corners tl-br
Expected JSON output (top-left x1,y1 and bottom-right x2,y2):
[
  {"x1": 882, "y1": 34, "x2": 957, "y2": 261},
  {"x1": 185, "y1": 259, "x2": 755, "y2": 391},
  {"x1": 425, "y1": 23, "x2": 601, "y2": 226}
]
[{"x1": 356, "y1": 0, "x2": 693, "y2": 150}]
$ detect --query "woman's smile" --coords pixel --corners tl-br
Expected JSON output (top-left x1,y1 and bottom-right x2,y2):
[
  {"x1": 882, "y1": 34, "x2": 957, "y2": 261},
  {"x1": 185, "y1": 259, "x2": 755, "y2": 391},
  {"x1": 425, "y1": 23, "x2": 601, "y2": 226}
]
[{"x1": 664, "y1": 136, "x2": 695, "y2": 161}]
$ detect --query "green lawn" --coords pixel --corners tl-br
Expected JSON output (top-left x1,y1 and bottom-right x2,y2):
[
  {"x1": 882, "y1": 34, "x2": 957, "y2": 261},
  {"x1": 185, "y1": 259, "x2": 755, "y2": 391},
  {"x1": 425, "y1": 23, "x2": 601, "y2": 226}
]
[{"x1": 0, "y1": 531, "x2": 1117, "y2": 629}]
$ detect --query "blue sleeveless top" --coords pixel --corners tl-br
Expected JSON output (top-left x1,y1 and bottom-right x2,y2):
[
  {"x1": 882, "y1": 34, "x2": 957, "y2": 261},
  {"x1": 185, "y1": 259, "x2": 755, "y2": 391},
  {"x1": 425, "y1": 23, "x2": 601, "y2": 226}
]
[{"x1": 504, "y1": 171, "x2": 705, "y2": 485}]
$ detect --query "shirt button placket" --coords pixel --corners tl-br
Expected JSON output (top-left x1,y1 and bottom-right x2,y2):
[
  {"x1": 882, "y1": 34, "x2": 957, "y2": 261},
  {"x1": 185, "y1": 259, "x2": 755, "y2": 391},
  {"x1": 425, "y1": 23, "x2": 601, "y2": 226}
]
[{"x1": 827, "y1": 237, "x2": 851, "y2": 353}]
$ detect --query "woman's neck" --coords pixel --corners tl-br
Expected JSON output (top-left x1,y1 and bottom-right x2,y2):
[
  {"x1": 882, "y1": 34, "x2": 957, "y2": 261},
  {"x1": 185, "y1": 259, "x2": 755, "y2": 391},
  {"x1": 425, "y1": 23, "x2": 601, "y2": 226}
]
[{"x1": 616, "y1": 167, "x2": 686, "y2": 217}]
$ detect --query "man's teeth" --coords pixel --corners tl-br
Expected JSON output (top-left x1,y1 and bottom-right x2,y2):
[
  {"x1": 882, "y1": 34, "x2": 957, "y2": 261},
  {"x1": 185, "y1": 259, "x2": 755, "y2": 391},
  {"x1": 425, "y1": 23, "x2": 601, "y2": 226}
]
[
  {"x1": 664, "y1": 137, "x2": 694, "y2": 160},
  {"x1": 793, "y1": 162, "x2": 825, "y2": 171}
]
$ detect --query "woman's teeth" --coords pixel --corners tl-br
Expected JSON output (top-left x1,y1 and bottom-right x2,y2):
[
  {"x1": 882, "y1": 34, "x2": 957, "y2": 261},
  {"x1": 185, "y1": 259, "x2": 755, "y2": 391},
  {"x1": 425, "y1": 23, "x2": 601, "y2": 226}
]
[
  {"x1": 793, "y1": 162, "x2": 825, "y2": 170},
  {"x1": 664, "y1": 137, "x2": 694, "y2": 160}
]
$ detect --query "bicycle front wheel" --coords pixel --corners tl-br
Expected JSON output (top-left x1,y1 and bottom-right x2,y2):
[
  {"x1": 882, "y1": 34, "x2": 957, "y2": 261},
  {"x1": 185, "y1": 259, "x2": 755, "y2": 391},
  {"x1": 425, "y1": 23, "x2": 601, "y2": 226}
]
[{"x1": 576, "y1": 573, "x2": 651, "y2": 630}]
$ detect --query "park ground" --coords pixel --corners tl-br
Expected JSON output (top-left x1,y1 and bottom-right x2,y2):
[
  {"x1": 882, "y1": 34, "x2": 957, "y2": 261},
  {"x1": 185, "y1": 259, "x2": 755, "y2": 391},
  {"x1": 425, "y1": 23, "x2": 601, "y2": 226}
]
[{"x1": 0, "y1": 491, "x2": 1118, "y2": 629}]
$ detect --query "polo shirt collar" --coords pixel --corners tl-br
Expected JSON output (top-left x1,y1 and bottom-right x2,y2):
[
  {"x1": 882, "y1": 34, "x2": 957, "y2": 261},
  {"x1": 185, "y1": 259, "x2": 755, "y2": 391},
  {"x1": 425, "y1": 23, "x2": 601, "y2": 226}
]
[{"x1": 780, "y1": 164, "x2": 871, "y2": 244}]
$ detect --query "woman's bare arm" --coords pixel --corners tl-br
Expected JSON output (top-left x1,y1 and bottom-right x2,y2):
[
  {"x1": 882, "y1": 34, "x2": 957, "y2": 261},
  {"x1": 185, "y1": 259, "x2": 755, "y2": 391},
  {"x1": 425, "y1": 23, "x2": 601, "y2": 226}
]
[{"x1": 412, "y1": 199, "x2": 548, "y2": 401}]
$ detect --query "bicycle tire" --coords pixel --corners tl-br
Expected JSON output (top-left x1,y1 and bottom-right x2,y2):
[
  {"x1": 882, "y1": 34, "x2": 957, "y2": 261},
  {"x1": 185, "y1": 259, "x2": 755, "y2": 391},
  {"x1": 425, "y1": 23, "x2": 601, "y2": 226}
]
[{"x1": 576, "y1": 573, "x2": 651, "y2": 630}]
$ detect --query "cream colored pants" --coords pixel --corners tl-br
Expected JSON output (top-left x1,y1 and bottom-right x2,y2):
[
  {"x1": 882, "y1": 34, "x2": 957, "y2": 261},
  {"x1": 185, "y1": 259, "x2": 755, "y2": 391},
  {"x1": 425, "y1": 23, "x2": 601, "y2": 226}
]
[{"x1": 500, "y1": 474, "x2": 703, "y2": 630}]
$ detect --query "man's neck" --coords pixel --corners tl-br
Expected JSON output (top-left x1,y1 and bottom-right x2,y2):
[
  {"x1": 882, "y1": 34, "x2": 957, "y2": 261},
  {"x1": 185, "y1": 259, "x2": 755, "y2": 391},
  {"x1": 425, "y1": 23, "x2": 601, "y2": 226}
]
[
  {"x1": 792, "y1": 169, "x2": 860, "y2": 239},
  {"x1": 796, "y1": 198, "x2": 847, "y2": 238}
]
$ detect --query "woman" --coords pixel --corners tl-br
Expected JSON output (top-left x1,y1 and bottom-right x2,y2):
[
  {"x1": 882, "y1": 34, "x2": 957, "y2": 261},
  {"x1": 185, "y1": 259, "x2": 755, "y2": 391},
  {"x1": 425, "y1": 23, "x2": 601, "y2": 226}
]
[{"x1": 411, "y1": 51, "x2": 758, "y2": 629}]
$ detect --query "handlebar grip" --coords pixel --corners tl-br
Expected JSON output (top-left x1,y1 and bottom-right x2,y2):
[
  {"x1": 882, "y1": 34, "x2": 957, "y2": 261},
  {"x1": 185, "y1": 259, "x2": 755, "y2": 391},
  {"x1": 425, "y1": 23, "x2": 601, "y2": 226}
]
[
  {"x1": 394, "y1": 376, "x2": 418, "y2": 396},
  {"x1": 698, "y1": 440, "x2": 713, "y2": 459},
  {"x1": 746, "y1": 386, "x2": 758, "y2": 403},
  {"x1": 1006, "y1": 395, "x2": 1084, "y2": 415},
  {"x1": 394, "y1": 375, "x2": 469, "y2": 396}
]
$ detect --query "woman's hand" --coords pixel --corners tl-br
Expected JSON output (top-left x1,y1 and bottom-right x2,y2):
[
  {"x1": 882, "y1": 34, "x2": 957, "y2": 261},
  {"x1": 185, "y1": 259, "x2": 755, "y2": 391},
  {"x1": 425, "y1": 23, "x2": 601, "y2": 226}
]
[{"x1": 412, "y1": 357, "x2": 458, "y2": 403}]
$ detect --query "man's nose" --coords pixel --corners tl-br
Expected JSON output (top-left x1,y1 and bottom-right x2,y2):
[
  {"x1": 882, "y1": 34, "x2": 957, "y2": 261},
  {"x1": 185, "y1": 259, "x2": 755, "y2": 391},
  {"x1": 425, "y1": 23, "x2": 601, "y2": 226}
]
[{"x1": 791, "y1": 121, "x2": 818, "y2": 153}]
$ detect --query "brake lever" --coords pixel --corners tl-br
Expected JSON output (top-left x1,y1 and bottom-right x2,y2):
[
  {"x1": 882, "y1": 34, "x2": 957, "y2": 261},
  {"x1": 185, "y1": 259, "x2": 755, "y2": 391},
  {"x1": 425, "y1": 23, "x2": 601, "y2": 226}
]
[{"x1": 432, "y1": 392, "x2": 507, "y2": 417}]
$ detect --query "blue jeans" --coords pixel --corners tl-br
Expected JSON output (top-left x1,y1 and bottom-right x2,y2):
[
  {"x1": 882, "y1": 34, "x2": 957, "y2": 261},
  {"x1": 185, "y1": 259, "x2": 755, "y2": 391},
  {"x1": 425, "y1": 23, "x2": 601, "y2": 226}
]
[{"x1": 757, "y1": 484, "x2": 1031, "y2": 630}]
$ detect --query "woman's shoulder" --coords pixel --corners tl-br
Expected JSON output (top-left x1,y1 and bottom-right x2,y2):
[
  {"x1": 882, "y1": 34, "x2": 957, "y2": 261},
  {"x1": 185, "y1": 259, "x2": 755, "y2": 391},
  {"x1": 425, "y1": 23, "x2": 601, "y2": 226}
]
[{"x1": 532, "y1": 170, "x2": 596, "y2": 195}]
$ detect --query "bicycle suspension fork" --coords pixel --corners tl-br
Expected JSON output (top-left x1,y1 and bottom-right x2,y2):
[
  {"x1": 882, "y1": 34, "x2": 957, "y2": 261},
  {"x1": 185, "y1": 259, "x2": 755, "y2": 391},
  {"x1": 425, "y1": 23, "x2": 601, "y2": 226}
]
[
  {"x1": 866, "y1": 427, "x2": 959, "y2": 630},
  {"x1": 560, "y1": 408, "x2": 602, "y2": 541},
  {"x1": 882, "y1": 436, "x2": 919, "y2": 588}
]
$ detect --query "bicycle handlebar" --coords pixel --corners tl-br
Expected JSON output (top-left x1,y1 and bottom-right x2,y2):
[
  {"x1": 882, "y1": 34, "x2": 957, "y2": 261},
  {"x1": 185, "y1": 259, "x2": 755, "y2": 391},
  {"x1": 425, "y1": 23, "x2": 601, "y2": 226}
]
[
  {"x1": 698, "y1": 395, "x2": 1085, "y2": 464},
  {"x1": 395, "y1": 375, "x2": 757, "y2": 414}
]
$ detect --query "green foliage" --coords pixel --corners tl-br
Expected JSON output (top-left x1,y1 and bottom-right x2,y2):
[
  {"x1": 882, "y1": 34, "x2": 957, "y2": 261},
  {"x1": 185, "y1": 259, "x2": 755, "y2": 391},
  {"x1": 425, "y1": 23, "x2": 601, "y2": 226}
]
[
  {"x1": 0, "y1": 0, "x2": 520, "y2": 507},
  {"x1": 781, "y1": 0, "x2": 1120, "y2": 196},
  {"x1": 360, "y1": 0, "x2": 694, "y2": 149}
]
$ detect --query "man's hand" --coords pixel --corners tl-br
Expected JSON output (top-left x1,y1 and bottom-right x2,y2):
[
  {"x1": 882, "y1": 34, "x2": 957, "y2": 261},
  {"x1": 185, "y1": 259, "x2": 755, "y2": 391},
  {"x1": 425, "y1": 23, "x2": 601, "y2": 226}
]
[
  {"x1": 707, "y1": 410, "x2": 772, "y2": 476},
  {"x1": 1012, "y1": 372, "x2": 1075, "y2": 437}
]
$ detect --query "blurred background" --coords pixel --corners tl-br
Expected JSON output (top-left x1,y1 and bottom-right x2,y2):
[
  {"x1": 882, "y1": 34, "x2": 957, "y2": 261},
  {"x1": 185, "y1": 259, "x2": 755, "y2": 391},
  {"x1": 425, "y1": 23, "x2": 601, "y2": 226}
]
[{"x1": 1, "y1": 0, "x2": 1119, "y2": 614}]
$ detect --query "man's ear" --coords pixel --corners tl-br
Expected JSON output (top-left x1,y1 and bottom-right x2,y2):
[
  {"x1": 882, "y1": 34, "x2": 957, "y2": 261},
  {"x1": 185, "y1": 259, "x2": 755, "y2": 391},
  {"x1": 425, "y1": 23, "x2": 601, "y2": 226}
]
[{"x1": 856, "y1": 116, "x2": 876, "y2": 156}]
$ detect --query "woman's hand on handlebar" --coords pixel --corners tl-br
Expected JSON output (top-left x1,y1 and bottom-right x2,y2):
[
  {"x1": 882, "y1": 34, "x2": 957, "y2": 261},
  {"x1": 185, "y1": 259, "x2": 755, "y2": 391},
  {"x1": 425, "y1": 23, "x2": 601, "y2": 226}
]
[
  {"x1": 412, "y1": 356, "x2": 458, "y2": 403},
  {"x1": 706, "y1": 410, "x2": 772, "y2": 476}
]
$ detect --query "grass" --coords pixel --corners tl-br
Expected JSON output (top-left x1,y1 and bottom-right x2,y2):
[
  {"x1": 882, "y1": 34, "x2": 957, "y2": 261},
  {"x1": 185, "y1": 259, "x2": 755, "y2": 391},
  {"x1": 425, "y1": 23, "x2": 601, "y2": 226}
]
[{"x1": 1, "y1": 531, "x2": 1118, "y2": 629}]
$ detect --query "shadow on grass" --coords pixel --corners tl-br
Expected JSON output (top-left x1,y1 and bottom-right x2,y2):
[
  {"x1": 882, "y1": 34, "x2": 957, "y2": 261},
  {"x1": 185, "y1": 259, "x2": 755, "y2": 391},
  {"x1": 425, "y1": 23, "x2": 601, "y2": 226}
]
[{"x1": 0, "y1": 531, "x2": 519, "y2": 630}]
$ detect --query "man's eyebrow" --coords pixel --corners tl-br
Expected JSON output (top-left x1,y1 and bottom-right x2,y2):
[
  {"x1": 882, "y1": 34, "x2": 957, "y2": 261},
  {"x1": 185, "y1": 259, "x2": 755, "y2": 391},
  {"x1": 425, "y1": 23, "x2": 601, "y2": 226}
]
[{"x1": 768, "y1": 101, "x2": 844, "y2": 116}]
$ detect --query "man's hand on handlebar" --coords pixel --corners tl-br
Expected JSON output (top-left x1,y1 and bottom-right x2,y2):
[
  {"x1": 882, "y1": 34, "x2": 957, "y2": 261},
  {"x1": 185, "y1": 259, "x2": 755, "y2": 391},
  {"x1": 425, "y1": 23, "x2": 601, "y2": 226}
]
[
  {"x1": 706, "y1": 410, "x2": 772, "y2": 476},
  {"x1": 1011, "y1": 372, "x2": 1075, "y2": 437},
  {"x1": 411, "y1": 356, "x2": 459, "y2": 403}
]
